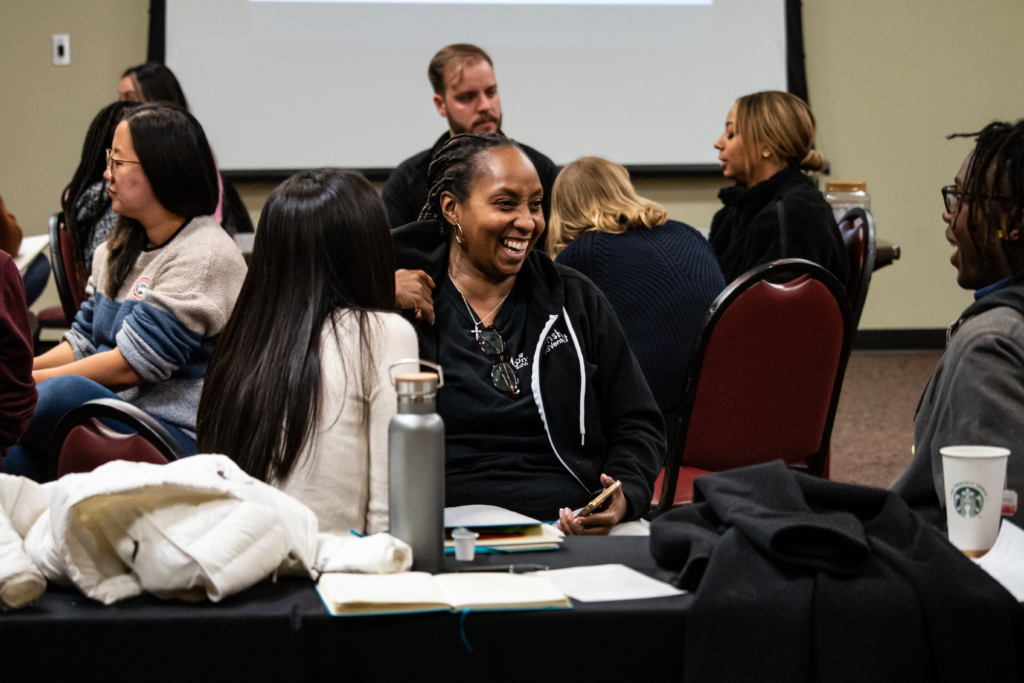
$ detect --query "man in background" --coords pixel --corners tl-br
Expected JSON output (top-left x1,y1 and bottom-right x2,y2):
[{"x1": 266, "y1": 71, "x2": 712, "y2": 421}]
[{"x1": 382, "y1": 44, "x2": 557, "y2": 233}]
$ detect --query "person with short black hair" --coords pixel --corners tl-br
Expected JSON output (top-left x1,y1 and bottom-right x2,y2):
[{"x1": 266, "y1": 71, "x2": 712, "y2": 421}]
[
  {"x1": 2, "y1": 104, "x2": 247, "y2": 481},
  {"x1": 393, "y1": 133, "x2": 664, "y2": 533},
  {"x1": 197, "y1": 169, "x2": 418, "y2": 536},
  {"x1": 382, "y1": 44, "x2": 557, "y2": 232},
  {"x1": 892, "y1": 120, "x2": 1024, "y2": 529},
  {"x1": 710, "y1": 91, "x2": 848, "y2": 284}
]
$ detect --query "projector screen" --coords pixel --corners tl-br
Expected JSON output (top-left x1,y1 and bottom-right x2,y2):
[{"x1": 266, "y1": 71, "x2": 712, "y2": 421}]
[{"x1": 163, "y1": 0, "x2": 794, "y2": 174}]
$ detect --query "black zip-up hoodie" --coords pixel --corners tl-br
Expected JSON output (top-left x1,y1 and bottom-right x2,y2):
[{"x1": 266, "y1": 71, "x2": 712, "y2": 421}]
[{"x1": 393, "y1": 220, "x2": 666, "y2": 520}]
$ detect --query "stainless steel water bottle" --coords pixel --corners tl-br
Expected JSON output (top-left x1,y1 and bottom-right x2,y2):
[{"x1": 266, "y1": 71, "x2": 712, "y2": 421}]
[{"x1": 388, "y1": 361, "x2": 445, "y2": 573}]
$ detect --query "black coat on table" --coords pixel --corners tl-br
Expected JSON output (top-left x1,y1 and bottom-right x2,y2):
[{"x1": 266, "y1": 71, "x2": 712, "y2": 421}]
[
  {"x1": 650, "y1": 460, "x2": 1023, "y2": 683},
  {"x1": 709, "y1": 164, "x2": 849, "y2": 284}
]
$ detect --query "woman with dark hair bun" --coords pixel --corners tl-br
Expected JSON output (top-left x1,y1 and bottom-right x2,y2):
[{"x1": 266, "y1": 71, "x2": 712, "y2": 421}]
[
  {"x1": 710, "y1": 91, "x2": 848, "y2": 283},
  {"x1": 394, "y1": 133, "x2": 664, "y2": 534},
  {"x1": 198, "y1": 169, "x2": 417, "y2": 536},
  {"x1": 2, "y1": 103, "x2": 247, "y2": 481}
]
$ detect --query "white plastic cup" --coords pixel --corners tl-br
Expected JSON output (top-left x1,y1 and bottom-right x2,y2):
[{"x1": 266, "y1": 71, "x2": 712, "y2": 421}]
[
  {"x1": 451, "y1": 527, "x2": 479, "y2": 562},
  {"x1": 940, "y1": 446, "x2": 1010, "y2": 556}
]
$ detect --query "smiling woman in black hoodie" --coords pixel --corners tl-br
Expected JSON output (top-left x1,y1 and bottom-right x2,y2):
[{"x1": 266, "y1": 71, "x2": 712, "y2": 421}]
[{"x1": 392, "y1": 133, "x2": 665, "y2": 534}]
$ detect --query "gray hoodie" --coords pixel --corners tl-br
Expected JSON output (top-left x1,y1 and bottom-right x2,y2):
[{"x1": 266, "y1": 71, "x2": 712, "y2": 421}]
[{"x1": 892, "y1": 282, "x2": 1024, "y2": 528}]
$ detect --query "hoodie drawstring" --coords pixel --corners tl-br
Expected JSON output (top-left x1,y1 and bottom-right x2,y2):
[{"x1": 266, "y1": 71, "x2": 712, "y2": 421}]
[
  {"x1": 562, "y1": 307, "x2": 586, "y2": 445},
  {"x1": 531, "y1": 313, "x2": 589, "y2": 493}
]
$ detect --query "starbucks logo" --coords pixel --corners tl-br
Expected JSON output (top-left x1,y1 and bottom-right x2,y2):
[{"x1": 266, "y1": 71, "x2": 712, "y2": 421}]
[{"x1": 953, "y1": 485, "x2": 985, "y2": 518}]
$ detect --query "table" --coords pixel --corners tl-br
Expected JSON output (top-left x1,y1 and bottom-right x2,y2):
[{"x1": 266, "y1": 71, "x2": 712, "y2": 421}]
[{"x1": 0, "y1": 536, "x2": 689, "y2": 682}]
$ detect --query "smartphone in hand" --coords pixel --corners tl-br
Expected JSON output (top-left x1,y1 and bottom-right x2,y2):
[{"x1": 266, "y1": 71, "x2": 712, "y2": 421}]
[{"x1": 578, "y1": 480, "x2": 621, "y2": 517}]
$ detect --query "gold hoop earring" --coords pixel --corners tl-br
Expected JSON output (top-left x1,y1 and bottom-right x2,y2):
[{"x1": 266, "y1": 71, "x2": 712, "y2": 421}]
[{"x1": 454, "y1": 222, "x2": 466, "y2": 246}]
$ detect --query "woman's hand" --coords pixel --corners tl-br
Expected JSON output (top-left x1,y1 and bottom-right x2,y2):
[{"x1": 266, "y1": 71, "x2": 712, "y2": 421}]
[
  {"x1": 557, "y1": 474, "x2": 628, "y2": 536},
  {"x1": 395, "y1": 269, "x2": 436, "y2": 324}
]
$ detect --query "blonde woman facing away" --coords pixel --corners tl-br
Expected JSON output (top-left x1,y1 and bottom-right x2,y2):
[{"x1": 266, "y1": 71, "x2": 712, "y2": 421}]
[
  {"x1": 549, "y1": 157, "x2": 725, "y2": 440},
  {"x1": 710, "y1": 91, "x2": 848, "y2": 284}
]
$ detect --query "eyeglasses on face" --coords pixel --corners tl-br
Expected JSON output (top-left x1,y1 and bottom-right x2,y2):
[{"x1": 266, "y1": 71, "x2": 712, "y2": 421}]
[
  {"x1": 106, "y1": 148, "x2": 141, "y2": 177},
  {"x1": 476, "y1": 326, "x2": 520, "y2": 396},
  {"x1": 942, "y1": 185, "x2": 1013, "y2": 215}
]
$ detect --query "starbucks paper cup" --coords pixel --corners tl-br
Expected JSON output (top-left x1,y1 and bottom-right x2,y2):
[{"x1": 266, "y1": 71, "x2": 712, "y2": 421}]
[{"x1": 940, "y1": 446, "x2": 1009, "y2": 555}]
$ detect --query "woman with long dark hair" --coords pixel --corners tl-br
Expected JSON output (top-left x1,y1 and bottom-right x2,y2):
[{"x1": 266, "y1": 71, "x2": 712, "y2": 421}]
[
  {"x1": 2, "y1": 103, "x2": 247, "y2": 481},
  {"x1": 62, "y1": 100, "x2": 139, "y2": 284},
  {"x1": 117, "y1": 62, "x2": 253, "y2": 235},
  {"x1": 197, "y1": 169, "x2": 417, "y2": 536}
]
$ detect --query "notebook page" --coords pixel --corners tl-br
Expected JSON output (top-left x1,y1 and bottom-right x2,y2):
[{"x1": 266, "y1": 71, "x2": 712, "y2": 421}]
[
  {"x1": 434, "y1": 573, "x2": 568, "y2": 610},
  {"x1": 318, "y1": 571, "x2": 449, "y2": 608}
]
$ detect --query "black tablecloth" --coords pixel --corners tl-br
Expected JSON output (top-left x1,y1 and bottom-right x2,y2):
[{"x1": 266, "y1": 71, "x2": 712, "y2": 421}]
[{"x1": 1, "y1": 536, "x2": 688, "y2": 682}]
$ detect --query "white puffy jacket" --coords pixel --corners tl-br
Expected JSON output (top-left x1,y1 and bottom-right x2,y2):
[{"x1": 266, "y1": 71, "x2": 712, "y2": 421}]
[{"x1": 1, "y1": 455, "x2": 410, "y2": 607}]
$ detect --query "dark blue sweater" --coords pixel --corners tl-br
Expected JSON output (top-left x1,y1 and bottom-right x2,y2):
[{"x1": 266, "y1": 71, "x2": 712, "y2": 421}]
[{"x1": 555, "y1": 221, "x2": 726, "y2": 438}]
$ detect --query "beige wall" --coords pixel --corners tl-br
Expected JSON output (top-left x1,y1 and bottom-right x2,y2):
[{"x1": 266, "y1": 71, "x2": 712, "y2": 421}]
[
  {"x1": 4, "y1": 1, "x2": 1023, "y2": 330},
  {"x1": 0, "y1": 0, "x2": 149, "y2": 313}
]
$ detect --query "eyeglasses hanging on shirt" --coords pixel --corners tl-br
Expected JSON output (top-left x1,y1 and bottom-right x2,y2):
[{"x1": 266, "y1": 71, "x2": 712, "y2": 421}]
[{"x1": 449, "y1": 274, "x2": 521, "y2": 396}]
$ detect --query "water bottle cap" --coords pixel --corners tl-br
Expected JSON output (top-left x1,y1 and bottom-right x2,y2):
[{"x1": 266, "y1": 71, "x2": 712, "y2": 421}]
[
  {"x1": 390, "y1": 360, "x2": 444, "y2": 401},
  {"x1": 395, "y1": 372, "x2": 440, "y2": 398}
]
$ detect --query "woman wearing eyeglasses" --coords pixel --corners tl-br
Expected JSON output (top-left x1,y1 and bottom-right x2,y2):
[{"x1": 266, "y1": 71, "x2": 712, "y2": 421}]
[
  {"x1": 2, "y1": 103, "x2": 247, "y2": 481},
  {"x1": 393, "y1": 133, "x2": 665, "y2": 534},
  {"x1": 710, "y1": 91, "x2": 848, "y2": 284}
]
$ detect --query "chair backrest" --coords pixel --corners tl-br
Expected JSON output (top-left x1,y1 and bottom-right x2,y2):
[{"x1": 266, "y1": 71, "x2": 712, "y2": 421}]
[
  {"x1": 48, "y1": 212, "x2": 87, "y2": 322},
  {"x1": 655, "y1": 259, "x2": 853, "y2": 515},
  {"x1": 47, "y1": 399, "x2": 184, "y2": 480},
  {"x1": 837, "y1": 207, "x2": 877, "y2": 330}
]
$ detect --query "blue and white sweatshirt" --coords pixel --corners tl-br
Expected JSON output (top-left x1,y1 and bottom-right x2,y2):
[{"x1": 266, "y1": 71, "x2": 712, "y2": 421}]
[{"x1": 63, "y1": 216, "x2": 247, "y2": 437}]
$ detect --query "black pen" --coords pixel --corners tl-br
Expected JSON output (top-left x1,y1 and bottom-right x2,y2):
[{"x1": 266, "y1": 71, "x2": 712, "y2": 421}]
[{"x1": 453, "y1": 564, "x2": 550, "y2": 574}]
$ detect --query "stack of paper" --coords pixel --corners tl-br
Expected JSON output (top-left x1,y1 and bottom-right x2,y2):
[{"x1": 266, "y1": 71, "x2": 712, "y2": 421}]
[
  {"x1": 444, "y1": 505, "x2": 563, "y2": 553},
  {"x1": 317, "y1": 571, "x2": 571, "y2": 616},
  {"x1": 974, "y1": 520, "x2": 1024, "y2": 601}
]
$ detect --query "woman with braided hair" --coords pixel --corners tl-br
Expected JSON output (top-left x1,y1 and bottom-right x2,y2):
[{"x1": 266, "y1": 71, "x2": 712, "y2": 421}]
[
  {"x1": 710, "y1": 91, "x2": 848, "y2": 283},
  {"x1": 893, "y1": 120, "x2": 1024, "y2": 530},
  {"x1": 393, "y1": 133, "x2": 665, "y2": 533}
]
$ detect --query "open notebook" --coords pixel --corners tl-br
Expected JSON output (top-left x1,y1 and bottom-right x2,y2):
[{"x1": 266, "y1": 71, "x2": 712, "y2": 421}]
[
  {"x1": 444, "y1": 504, "x2": 564, "y2": 553},
  {"x1": 317, "y1": 571, "x2": 571, "y2": 616}
]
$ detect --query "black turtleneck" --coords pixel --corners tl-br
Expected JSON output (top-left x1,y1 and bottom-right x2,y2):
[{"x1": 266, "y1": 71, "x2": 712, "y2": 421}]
[{"x1": 708, "y1": 165, "x2": 849, "y2": 285}]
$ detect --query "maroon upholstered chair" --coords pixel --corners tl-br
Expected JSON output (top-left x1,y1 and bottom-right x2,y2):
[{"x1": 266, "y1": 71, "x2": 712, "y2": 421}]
[
  {"x1": 35, "y1": 212, "x2": 88, "y2": 351},
  {"x1": 47, "y1": 399, "x2": 184, "y2": 480},
  {"x1": 651, "y1": 259, "x2": 853, "y2": 516},
  {"x1": 837, "y1": 207, "x2": 877, "y2": 330}
]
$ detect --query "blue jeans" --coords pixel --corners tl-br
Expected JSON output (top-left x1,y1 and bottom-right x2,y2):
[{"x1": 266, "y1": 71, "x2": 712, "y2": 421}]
[
  {"x1": 2, "y1": 375, "x2": 196, "y2": 482},
  {"x1": 22, "y1": 253, "x2": 50, "y2": 308}
]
